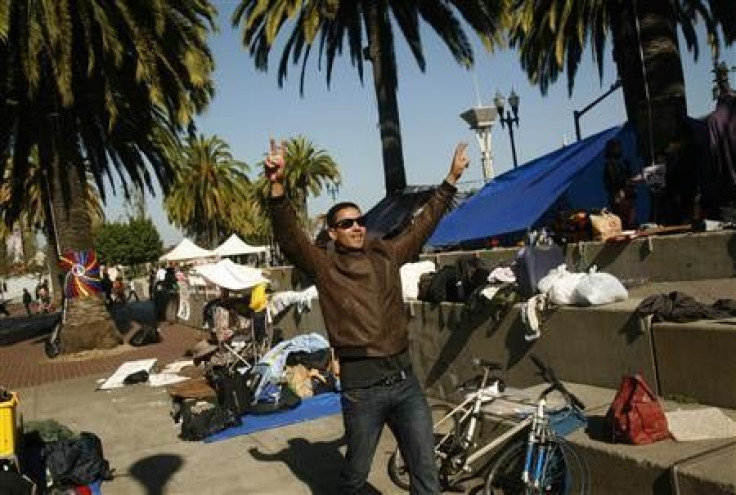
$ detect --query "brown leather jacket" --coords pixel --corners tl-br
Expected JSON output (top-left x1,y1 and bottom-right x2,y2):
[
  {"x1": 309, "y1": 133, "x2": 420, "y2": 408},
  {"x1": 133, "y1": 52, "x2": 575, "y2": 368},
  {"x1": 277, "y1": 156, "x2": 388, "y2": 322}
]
[{"x1": 270, "y1": 181, "x2": 456, "y2": 358}]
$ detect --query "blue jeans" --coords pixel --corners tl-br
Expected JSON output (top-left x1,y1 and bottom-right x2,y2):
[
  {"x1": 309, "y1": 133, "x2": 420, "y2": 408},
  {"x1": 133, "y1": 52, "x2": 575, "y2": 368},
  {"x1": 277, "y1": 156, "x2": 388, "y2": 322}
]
[{"x1": 340, "y1": 373, "x2": 438, "y2": 494}]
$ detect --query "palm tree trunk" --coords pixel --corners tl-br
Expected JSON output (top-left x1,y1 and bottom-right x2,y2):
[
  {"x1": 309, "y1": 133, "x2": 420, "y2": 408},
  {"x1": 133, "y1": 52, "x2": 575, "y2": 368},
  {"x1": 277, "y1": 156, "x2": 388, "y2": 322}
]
[
  {"x1": 364, "y1": 1, "x2": 407, "y2": 195},
  {"x1": 610, "y1": 0, "x2": 688, "y2": 160},
  {"x1": 44, "y1": 162, "x2": 122, "y2": 353}
]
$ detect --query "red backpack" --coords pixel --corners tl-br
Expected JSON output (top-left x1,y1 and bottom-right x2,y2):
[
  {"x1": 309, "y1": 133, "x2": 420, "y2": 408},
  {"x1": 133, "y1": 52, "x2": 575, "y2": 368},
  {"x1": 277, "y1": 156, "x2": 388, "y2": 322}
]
[{"x1": 606, "y1": 374, "x2": 671, "y2": 445}]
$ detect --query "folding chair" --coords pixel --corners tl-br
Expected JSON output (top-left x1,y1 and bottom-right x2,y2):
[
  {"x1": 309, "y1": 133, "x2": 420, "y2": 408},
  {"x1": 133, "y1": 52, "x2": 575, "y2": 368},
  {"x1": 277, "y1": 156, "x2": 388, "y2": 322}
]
[{"x1": 221, "y1": 311, "x2": 273, "y2": 373}]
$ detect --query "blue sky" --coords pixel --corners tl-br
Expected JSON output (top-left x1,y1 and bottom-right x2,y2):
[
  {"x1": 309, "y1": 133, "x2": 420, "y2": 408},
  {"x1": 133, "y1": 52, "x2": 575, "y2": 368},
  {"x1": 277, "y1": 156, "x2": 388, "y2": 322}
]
[{"x1": 104, "y1": 2, "x2": 736, "y2": 246}]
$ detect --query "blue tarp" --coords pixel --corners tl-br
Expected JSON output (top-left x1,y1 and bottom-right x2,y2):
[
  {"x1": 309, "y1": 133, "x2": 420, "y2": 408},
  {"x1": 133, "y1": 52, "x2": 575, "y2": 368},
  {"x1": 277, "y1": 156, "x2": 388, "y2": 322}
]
[
  {"x1": 428, "y1": 124, "x2": 644, "y2": 248},
  {"x1": 203, "y1": 392, "x2": 342, "y2": 443}
]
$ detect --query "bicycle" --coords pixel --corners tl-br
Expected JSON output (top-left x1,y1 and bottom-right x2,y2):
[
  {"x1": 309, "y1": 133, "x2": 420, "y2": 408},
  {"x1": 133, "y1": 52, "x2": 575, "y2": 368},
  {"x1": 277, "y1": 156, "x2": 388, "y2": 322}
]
[{"x1": 387, "y1": 355, "x2": 589, "y2": 494}]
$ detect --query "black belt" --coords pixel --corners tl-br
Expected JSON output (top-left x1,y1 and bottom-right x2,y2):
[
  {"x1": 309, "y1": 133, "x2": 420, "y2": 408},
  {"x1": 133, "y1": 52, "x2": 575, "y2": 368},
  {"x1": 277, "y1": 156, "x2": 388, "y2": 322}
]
[{"x1": 375, "y1": 368, "x2": 410, "y2": 387}]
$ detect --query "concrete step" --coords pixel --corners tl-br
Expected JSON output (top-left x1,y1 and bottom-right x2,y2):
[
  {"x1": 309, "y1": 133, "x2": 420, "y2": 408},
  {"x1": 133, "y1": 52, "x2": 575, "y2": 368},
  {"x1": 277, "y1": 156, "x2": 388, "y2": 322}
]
[
  {"x1": 421, "y1": 230, "x2": 736, "y2": 284},
  {"x1": 467, "y1": 382, "x2": 736, "y2": 495}
]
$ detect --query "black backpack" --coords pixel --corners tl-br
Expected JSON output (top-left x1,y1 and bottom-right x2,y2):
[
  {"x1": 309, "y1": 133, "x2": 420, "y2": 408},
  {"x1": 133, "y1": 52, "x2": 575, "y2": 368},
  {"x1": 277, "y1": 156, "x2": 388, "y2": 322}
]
[{"x1": 44, "y1": 432, "x2": 113, "y2": 487}]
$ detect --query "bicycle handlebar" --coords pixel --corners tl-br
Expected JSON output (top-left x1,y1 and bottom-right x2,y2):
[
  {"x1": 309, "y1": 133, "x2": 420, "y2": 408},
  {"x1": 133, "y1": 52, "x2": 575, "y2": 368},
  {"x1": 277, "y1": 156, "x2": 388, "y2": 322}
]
[{"x1": 529, "y1": 353, "x2": 586, "y2": 411}]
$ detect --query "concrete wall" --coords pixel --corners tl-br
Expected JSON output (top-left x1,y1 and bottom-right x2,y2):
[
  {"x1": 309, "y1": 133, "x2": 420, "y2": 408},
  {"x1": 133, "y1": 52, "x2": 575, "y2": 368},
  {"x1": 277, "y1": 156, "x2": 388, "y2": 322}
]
[{"x1": 653, "y1": 320, "x2": 736, "y2": 408}]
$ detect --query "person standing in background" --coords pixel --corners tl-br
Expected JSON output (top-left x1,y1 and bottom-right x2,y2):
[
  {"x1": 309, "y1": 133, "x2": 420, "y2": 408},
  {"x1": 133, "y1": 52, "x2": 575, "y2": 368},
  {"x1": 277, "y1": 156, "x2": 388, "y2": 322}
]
[{"x1": 23, "y1": 288, "x2": 33, "y2": 316}]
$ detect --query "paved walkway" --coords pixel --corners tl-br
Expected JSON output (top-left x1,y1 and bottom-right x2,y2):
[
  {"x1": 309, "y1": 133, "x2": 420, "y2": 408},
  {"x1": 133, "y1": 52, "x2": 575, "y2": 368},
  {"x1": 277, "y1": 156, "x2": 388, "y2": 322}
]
[{"x1": 0, "y1": 301, "x2": 203, "y2": 389}]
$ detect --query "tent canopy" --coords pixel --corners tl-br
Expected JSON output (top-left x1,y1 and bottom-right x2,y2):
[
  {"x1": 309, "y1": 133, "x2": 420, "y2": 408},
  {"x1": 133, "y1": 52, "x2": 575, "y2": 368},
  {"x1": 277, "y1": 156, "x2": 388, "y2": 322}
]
[
  {"x1": 160, "y1": 238, "x2": 215, "y2": 262},
  {"x1": 192, "y1": 258, "x2": 268, "y2": 291},
  {"x1": 213, "y1": 234, "x2": 268, "y2": 256},
  {"x1": 428, "y1": 125, "x2": 638, "y2": 248}
]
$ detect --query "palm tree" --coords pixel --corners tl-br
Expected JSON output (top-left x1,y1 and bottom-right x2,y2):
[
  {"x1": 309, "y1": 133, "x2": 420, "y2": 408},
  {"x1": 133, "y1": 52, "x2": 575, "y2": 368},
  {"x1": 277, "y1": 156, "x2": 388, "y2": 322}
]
[
  {"x1": 164, "y1": 134, "x2": 252, "y2": 248},
  {"x1": 245, "y1": 136, "x2": 340, "y2": 249},
  {"x1": 508, "y1": 0, "x2": 735, "y2": 158},
  {"x1": 0, "y1": 1, "x2": 216, "y2": 352},
  {"x1": 232, "y1": 1, "x2": 509, "y2": 194},
  {"x1": 281, "y1": 136, "x2": 341, "y2": 223}
]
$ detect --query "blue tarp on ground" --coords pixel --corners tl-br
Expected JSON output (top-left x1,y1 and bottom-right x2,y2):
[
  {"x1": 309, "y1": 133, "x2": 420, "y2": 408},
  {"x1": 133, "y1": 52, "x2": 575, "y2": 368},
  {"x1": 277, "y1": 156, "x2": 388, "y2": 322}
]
[
  {"x1": 203, "y1": 392, "x2": 342, "y2": 443},
  {"x1": 428, "y1": 124, "x2": 643, "y2": 248}
]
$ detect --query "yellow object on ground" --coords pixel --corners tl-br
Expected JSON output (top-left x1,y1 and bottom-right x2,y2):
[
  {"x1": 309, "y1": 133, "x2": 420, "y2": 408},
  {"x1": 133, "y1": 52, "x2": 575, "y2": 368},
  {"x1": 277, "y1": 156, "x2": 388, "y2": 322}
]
[{"x1": 0, "y1": 391, "x2": 19, "y2": 458}]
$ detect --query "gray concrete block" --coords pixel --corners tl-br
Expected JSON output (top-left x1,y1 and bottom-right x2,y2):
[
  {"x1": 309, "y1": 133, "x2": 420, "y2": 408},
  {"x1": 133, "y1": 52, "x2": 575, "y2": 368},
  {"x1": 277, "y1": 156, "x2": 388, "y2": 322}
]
[{"x1": 653, "y1": 320, "x2": 736, "y2": 408}]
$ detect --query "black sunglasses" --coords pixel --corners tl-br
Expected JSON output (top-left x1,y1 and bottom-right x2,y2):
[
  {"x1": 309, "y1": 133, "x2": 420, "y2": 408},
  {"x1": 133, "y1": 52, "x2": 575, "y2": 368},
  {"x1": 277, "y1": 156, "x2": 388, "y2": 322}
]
[{"x1": 333, "y1": 216, "x2": 367, "y2": 230}]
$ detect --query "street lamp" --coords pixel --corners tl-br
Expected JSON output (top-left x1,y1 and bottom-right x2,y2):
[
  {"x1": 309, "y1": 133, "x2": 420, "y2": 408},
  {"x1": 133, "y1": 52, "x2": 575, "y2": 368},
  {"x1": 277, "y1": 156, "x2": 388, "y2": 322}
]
[
  {"x1": 326, "y1": 182, "x2": 340, "y2": 203},
  {"x1": 494, "y1": 90, "x2": 521, "y2": 168},
  {"x1": 459, "y1": 105, "x2": 498, "y2": 182}
]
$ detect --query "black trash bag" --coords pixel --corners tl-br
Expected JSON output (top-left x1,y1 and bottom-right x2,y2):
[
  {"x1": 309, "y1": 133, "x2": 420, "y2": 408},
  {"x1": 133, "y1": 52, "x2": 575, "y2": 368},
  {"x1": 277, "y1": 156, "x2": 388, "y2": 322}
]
[
  {"x1": 43, "y1": 432, "x2": 114, "y2": 488},
  {"x1": 129, "y1": 325, "x2": 160, "y2": 347}
]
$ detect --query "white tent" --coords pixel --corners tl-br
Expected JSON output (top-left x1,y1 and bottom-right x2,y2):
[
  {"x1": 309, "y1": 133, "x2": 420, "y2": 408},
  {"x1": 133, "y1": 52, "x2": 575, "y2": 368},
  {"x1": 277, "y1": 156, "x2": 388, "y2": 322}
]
[
  {"x1": 213, "y1": 234, "x2": 268, "y2": 256},
  {"x1": 160, "y1": 238, "x2": 215, "y2": 262},
  {"x1": 192, "y1": 258, "x2": 268, "y2": 291}
]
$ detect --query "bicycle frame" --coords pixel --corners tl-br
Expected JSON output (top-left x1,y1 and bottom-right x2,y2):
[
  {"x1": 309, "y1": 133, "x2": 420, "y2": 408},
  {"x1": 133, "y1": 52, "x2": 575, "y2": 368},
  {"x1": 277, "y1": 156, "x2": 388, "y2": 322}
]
[
  {"x1": 434, "y1": 365, "x2": 495, "y2": 454},
  {"x1": 446, "y1": 414, "x2": 534, "y2": 485},
  {"x1": 435, "y1": 365, "x2": 535, "y2": 487}
]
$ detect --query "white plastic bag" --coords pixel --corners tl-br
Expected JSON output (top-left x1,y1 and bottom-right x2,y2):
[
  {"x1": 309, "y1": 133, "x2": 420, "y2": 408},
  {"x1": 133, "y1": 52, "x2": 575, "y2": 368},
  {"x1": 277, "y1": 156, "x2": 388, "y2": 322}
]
[
  {"x1": 537, "y1": 264, "x2": 586, "y2": 305},
  {"x1": 548, "y1": 272, "x2": 586, "y2": 305},
  {"x1": 537, "y1": 264, "x2": 569, "y2": 295},
  {"x1": 573, "y1": 269, "x2": 628, "y2": 306}
]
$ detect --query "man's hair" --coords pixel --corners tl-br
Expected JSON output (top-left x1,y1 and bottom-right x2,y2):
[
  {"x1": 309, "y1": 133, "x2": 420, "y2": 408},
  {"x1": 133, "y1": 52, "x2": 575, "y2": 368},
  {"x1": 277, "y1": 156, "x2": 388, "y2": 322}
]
[{"x1": 326, "y1": 201, "x2": 361, "y2": 227}]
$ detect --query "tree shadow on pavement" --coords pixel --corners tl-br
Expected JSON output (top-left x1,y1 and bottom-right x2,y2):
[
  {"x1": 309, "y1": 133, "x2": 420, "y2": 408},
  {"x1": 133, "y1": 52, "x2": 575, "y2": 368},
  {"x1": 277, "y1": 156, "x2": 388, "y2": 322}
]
[
  {"x1": 129, "y1": 454, "x2": 184, "y2": 495},
  {"x1": 248, "y1": 437, "x2": 382, "y2": 494}
]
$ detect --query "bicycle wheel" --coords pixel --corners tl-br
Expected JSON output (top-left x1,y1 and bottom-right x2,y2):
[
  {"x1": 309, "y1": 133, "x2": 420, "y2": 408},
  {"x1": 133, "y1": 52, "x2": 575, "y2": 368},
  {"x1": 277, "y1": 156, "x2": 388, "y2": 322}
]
[
  {"x1": 387, "y1": 404, "x2": 460, "y2": 491},
  {"x1": 484, "y1": 440, "x2": 570, "y2": 495}
]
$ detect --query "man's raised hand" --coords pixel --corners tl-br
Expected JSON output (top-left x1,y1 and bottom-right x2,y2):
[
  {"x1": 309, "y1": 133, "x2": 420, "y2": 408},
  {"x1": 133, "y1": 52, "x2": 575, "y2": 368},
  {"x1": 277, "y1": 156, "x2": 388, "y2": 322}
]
[
  {"x1": 265, "y1": 138, "x2": 286, "y2": 183},
  {"x1": 446, "y1": 142, "x2": 469, "y2": 184}
]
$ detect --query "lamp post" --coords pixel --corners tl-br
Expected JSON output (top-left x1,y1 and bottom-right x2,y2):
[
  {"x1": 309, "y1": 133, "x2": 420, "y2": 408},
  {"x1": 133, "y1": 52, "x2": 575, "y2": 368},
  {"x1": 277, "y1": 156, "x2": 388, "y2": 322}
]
[
  {"x1": 459, "y1": 105, "x2": 498, "y2": 182},
  {"x1": 494, "y1": 90, "x2": 521, "y2": 168},
  {"x1": 326, "y1": 182, "x2": 340, "y2": 204}
]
